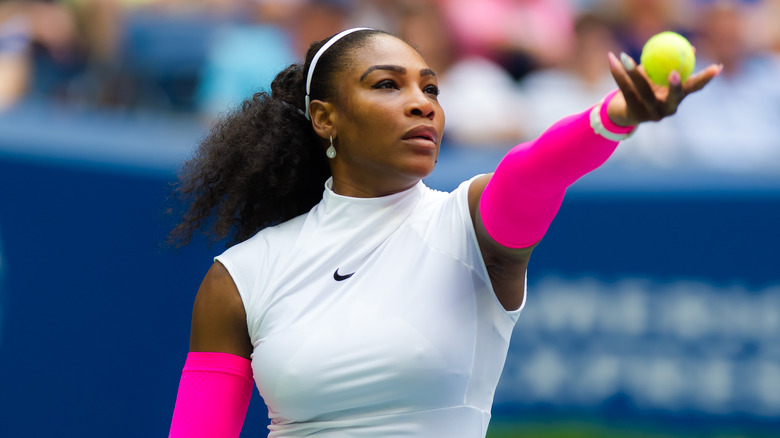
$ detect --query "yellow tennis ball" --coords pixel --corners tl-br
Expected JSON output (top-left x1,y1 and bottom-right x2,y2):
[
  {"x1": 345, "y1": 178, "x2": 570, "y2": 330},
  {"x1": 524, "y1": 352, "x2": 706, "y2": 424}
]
[{"x1": 640, "y1": 31, "x2": 696, "y2": 86}]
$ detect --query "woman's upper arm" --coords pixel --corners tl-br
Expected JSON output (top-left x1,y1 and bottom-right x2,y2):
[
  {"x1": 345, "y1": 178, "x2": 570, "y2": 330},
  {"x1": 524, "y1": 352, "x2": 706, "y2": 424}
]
[
  {"x1": 467, "y1": 174, "x2": 536, "y2": 311},
  {"x1": 189, "y1": 261, "x2": 253, "y2": 359}
]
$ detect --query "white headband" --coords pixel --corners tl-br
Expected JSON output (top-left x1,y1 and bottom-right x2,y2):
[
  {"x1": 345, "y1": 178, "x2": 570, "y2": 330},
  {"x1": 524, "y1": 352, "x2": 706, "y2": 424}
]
[{"x1": 305, "y1": 27, "x2": 372, "y2": 120}]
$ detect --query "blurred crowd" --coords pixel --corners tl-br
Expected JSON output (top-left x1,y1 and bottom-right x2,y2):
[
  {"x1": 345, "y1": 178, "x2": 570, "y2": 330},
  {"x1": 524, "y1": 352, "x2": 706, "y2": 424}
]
[{"x1": 1, "y1": 0, "x2": 779, "y2": 172}]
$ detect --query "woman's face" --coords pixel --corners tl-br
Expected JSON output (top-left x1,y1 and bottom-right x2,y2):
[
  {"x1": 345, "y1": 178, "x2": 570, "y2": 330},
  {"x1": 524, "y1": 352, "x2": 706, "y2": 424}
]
[{"x1": 326, "y1": 34, "x2": 445, "y2": 197}]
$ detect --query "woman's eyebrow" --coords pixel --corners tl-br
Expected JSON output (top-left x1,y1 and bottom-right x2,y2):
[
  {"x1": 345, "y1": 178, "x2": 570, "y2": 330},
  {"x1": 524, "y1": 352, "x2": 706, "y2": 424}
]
[
  {"x1": 360, "y1": 65, "x2": 405, "y2": 81},
  {"x1": 420, "y1": 68, "x2": 437, "y2": 78},
  {"x1": 360, "y1": 65, "x2": 437, "y2": 82}
]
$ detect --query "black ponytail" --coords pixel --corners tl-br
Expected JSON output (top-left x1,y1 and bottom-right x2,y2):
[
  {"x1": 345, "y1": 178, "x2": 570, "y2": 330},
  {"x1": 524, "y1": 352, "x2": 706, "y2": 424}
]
[{"x1": 170, "y1": 29, "x2": 390, "y2": 246}]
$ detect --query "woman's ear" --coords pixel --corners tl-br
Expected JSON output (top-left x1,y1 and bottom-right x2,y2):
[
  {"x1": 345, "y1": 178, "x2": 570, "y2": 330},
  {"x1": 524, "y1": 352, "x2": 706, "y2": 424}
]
[{"x1": 309, "y1": 99, "x2": 337, "y2": 139}]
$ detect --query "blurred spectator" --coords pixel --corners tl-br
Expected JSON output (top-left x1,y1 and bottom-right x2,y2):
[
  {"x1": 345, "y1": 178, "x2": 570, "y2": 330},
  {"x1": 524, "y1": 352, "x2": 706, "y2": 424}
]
[
  {"x1": 770, "y1": 0, "x2": 780, "y2": 53},
  {"x1": 195, "y1": 1, "x2": 298, "y2": 119},
  {"x1": 113, "y1": 1, "x2": 235, "y2": 112},
  {"x1": 0, "y1": 1, "x2": 83, "y2": 109},
  {"x1": 59, "y1": 0, "x2": 245, "y2": 112},
  {"x1": 520, "y1": 12, "x2": 622, "y2": 138},
  {"x1": 60, "y1": 0, "x2": 124, "y2": 108},
  {"x1": 346, "y1": 0, "x2": 402, "y2": 34},
  {"x1": 288, "y1": 0, "x2": 350, "y2": 60},
  {"x1": 440, "y1": 0, "x2": 577, "y2": 80},
  {"x1": 601, "y1": 0, "x2": 695, "y2": 61},
  {"x1": 741, "y1": 0, "x2": 780, "y2": 57},
  {"x1": 2, "y1": 0, "x2": 777, "y2": 175},
  {"x1": 671, "y1": 0, "x2": 780, "y2": 172},
  {"x1": 398, "y1": 0, "x2": 524, "y2": 147},
  {"x1": 196, "y1": 0, "x2": 348, "y2": 120},
  {"x1": 615, "y1": 0, "x2": 780, "y2": 172},
  {"x1": 0, "y1": 12, "x2": 32, "y2": 110}
]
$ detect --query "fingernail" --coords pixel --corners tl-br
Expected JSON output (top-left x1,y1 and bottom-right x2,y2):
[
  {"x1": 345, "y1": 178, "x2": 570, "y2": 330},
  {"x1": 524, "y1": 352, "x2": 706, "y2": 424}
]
[
  {"x1": 620, "y1": 52, "x2": 636, "y2": 71},
  {"x1": 669, "y1": 70, "x2": 681, "y2": 86},
  {"x1": 608, "y1": 52, "x2": 620, "y2": 69}
]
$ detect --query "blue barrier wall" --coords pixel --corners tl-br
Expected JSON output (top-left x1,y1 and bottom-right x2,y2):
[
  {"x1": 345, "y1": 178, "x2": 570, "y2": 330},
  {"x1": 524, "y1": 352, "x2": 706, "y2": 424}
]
[{"x1": 1, "y1": 104, "x2": 778, "y2": 437}]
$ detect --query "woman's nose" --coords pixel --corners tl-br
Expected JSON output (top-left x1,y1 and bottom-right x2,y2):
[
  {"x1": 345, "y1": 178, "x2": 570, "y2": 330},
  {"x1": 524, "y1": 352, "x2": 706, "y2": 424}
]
[{"x1": 406, "y1": 89, "x2": 436, "y2": 119}]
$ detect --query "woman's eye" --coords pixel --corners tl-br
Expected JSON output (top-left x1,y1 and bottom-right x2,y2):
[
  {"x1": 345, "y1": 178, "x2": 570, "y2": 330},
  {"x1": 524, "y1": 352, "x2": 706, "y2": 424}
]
[
  {"x1": 372, "y1": 80, "x2": 398, "y2": 90},
  {"x1": 424, "y1": 85, "x2": 440, "y2": 97}
]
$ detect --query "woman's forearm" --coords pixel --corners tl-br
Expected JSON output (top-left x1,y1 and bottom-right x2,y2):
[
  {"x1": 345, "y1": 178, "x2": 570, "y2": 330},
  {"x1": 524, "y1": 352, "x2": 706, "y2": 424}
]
[{"x1": 479, "y1": 90, "x2": 635, "y2": 248}]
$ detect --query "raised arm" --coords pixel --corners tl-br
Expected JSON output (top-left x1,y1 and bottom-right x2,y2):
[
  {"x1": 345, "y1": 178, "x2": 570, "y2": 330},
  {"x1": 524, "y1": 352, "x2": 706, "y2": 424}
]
[
  {"x1": 169, "y1": 262, "x2": 254, "y2": 438},
  {"x1": 469, "y1": 52, "x2": 723, "y2": 311}
]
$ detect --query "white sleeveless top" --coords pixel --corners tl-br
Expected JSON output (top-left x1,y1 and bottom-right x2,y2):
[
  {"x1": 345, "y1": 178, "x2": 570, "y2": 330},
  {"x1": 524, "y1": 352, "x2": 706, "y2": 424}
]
[{"x1": 215, "y1": 177, "x2": 524, "y2": 437}]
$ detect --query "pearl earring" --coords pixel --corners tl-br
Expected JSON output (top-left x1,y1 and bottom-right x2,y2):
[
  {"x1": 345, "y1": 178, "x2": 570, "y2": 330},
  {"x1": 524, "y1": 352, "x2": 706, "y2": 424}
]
[{"x1": 326, "y1": 134, "x2": 337, "y2": 159}]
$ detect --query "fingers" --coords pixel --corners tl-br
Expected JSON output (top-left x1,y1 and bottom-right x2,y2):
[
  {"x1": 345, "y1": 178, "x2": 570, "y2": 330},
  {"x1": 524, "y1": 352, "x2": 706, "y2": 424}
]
[
  {"x1": 665, "y1": 71, "x2": 684, "y2": 115},
  {"x1": 608, "y1": 52, "x2": 646, "y2": 122},
  {"x1": 608, "y1": 52, "x2": 722, "y2": 125},
  {"x1": 608, "y1": 52, "x2": 632, "y2": 93},
  {"x1": 620, "y1": 53, "x2": 662, "y2": 118},
  {"x1": 684, "y1": 63, "x2": 724, "y2": 95}
]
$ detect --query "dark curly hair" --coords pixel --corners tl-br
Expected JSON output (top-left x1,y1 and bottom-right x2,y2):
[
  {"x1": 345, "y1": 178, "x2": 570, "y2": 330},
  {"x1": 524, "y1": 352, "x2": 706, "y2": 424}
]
[{"x1": 169, "y1": 29, "x2": 390, "y2": 246}]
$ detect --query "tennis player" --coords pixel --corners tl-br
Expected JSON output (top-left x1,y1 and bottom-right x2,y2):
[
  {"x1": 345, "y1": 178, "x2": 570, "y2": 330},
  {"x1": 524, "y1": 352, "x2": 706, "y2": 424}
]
[{"x1": 168, "y1": 28, "x2": 721, "y2": 437}]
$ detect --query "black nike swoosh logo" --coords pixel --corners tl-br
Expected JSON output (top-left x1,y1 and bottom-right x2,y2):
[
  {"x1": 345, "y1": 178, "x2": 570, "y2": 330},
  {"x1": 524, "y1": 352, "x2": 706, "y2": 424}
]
[{"x1": 333, "y1": 269, "x2": 354, "y2": 281}]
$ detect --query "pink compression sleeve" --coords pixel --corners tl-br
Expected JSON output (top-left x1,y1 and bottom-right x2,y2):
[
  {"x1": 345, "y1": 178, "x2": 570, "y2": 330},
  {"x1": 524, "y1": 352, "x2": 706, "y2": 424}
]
[
  {"x1": 479, "y1": 90, "x2": 635, "y2": 248},
  {"x1": 169, "y1": 352, "x2": 254, "y2": 438}
]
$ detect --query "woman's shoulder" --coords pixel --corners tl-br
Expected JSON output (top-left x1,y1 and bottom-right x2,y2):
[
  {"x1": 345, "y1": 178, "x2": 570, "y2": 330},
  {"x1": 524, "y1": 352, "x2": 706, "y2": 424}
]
[
  {"x1": 417, "y1": 176, "x2": 480, "y2": 212},
  {"x1": 216, "y1": 211, "x2": 309, "y2": 273},
  {"x1": 214, "y1": 210, "x2": 311, "y2": 304},
  {"x1": 222, "y1": 211, "x2": 309, "y2": 258},
  {"x1": 410, "y1": 177, "x2": 481, "y2": 241}
]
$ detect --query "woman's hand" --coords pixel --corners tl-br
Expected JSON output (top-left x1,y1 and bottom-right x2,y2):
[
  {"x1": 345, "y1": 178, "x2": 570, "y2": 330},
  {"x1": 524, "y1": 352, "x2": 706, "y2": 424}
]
[{"x1": 605, "y1": 51, "x2": 723, "y2": 127}]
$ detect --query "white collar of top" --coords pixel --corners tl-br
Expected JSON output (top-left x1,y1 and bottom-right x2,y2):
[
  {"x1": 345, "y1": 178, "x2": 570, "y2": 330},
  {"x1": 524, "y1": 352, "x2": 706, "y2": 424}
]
[{"x1": 305, "y1": 27, "x2": 372, "y2": 121}]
